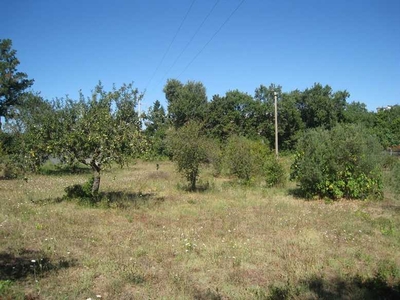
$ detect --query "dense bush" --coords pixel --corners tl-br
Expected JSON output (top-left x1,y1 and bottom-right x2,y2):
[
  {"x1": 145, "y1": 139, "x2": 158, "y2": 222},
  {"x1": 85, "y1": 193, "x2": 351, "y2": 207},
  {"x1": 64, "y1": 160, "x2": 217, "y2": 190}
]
[
  {"x1": 291, "y1": 124, "x2": 383, "y2": 199},
  {"x1": 223, "y1": 135, "x2": 269, "y2": 183}
]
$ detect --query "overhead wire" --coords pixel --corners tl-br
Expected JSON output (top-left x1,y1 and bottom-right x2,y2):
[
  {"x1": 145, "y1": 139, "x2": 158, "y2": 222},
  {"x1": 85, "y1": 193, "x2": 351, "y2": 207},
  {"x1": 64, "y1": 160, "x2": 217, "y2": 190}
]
[
  {"x1": 157, "y1": 0, "x2": 221, "y2": 86},
  {"x1": 177, "y1": 0, "x2": 246, "y2": 79},
  {"x1": 144, "y1": 0, "x2": 197, "y2": 92}
]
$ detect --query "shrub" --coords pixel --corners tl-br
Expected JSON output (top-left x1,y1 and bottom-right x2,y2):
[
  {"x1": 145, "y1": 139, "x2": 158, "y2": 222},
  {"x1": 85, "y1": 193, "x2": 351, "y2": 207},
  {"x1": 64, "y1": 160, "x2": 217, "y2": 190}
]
[
  {"x1": 265, "y1": 156, "x2": 286, "y2": 187},
  {"x1": 291, "y1": 124, "x2": 383, "y2": 199},
  {"x1": 223, "y1": 136, "x2": 269, "y2": 183}
]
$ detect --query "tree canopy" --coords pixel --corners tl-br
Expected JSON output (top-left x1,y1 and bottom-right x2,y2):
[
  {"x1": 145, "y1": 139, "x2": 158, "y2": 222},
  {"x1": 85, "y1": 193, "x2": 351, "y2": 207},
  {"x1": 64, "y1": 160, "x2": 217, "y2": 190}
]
[
  {"x1": 0, "y1": 39, "x2": 34, "y2": 129},
  {"x1": 164, "y1": 79, "x2": 207, "y2": 128},
  {"x1": 32, "y1": 82, "x2": 146, "y2": 195}
]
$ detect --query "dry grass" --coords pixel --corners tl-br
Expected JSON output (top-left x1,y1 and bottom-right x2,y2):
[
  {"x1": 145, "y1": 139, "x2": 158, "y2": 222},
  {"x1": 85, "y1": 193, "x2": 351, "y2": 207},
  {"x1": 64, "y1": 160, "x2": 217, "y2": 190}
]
[{"x1": 1, "y1": 160, "x2": 399, "y2": 299}]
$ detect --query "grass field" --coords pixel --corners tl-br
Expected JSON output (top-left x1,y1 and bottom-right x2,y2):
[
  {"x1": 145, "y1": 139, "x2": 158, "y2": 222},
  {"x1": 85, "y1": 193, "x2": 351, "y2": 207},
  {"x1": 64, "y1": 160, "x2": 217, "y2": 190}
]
[{"x1": 1, "y1": 160, "x2": 399, "y2": 299}]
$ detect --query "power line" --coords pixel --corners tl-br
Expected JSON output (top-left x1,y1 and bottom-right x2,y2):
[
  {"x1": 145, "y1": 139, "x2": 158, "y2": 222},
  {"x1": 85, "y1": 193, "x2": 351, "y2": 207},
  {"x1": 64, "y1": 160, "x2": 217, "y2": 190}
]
[
  {"x1": 177, "y1": 0, "x2": 246, "y2": 79},
  {"x1": 157, "y1": 0, "x2": 221, "y2": 86},
  {"x1": 144, "y1": 0, "x2": 197, "y2": 91}
]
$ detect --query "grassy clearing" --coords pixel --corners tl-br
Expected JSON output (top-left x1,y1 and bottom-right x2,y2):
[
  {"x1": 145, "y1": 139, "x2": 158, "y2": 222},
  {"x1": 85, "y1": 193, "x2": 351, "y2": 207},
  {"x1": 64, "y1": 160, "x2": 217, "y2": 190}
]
[{"x1": 1, "y1": 160, "x2": 399, "y2": 299}]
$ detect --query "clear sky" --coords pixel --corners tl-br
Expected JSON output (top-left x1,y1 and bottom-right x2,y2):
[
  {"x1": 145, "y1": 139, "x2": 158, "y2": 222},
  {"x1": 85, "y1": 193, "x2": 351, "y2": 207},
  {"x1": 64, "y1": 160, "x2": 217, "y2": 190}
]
[{"x1": 2, "y1": 0, "x2": 399, "y2": 112}]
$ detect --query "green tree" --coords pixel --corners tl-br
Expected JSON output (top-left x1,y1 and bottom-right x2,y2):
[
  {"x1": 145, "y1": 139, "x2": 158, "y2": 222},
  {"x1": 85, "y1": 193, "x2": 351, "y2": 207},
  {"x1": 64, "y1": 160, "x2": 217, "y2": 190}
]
[
  {"x1": 166, "y1": 121, "x2": 211, "y2": 191},
  {"x1": 0, "y1": 39, "x2": 34, "y2": 130},
  {"x1": 45, "y1": 82, "x2": 145, "y2": 196},
  {"x1": 254, "y1": 84, "x2": 282, "y2": 142},
  {"x1": 164, "y1": 79, "x2": 207, "y2": 128},
  {"x1": 0, "y1": 92, "x2": 53, "y2": 178},
  {"x1": 278, "y1": 90, "x2": 305, "y2": 150},
  {"x1": 205, "y1": 90, "x2": 262, "y2": 141},
  {"x1": 143, "y1": 100, "x2": 168, "y2": 157},
  {"x1": 297, "y1": 83, "x2": 349, "y2": 129},
  {"x1": 343, "y1": 101, "x2": 374, "y2": 127},
  {"x1": 254, "y1": 84, "x2": 305, "y2": 150},
  {"x1": 373, "y1": 105, "x2": 400, "y2": 148},
  {"x1": 7, "y1": 92, "x2": 54, "y2": 172}
]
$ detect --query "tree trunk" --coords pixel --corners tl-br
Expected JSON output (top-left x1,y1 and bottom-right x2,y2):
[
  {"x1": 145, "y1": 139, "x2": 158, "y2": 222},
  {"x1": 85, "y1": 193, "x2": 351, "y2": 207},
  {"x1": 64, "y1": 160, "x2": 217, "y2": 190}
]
[
  {"x1": 91, "y1": 163, "x2": 101, "y2": 197},
  {"x1": 190, "y1": 169, "x2": 198, "y2": 191}
]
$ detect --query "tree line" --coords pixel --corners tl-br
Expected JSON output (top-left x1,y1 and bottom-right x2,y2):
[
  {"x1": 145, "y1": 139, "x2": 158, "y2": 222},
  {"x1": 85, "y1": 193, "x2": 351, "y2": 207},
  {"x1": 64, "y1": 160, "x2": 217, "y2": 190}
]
[
  {"x1": 1, "y1": 38, "x2": 399, "y2": 199},
  {"x1": 145, "y1": 78, "x2": 399, "y2": 155}
]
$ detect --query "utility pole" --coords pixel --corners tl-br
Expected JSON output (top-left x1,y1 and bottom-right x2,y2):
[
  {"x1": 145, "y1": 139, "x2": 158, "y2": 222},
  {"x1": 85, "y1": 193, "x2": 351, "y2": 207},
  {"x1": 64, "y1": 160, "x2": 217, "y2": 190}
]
[{"x1": 274, "y1": 91, "x2": 278, "y2": 157}]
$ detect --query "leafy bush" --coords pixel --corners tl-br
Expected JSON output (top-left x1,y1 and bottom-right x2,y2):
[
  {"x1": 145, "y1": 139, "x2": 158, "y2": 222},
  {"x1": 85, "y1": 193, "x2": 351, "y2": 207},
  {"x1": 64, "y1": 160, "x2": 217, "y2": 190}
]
[
  {"x1": 265, "y1": 156, "x2": 286, "y2": 187},
  {"x1": 223, "y1": 136, "x2": 269, "y2": 183},
  {"x1": 291, "y1": 124, "x2": 383, "y2": 199}
]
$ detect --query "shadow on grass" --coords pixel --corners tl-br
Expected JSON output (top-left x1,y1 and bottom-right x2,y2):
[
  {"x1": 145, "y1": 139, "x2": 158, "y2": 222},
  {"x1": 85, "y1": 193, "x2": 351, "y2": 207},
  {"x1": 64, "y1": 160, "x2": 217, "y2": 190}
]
[
  {"x1": 99, "y1": 191, "x2": 165, "y2": 208},
  {"x1": 0, "y1": 249, "x2": 77, "y2": 281},
  {"x1": 302, "y1": 275, "x2": 400, "y2": 300},
  {"x1": 31, "y1": 190, "x2": 166, "y2": 209},
  {"x1": 286, "y1": 187, "x2": 308, "y2": 199},
  {"x1": 265, "y1": 274, "x2": 400, "y2": 300},
  {"x1": 177, "y1": 182, "x2": 212, "y2": 193}
]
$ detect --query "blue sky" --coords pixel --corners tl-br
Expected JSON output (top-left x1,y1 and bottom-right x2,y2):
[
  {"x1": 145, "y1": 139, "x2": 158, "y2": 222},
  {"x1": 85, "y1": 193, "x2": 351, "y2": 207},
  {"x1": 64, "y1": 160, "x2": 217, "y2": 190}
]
[{"x1": 2, "y1": 0, "x2": 399, "y2": 112}]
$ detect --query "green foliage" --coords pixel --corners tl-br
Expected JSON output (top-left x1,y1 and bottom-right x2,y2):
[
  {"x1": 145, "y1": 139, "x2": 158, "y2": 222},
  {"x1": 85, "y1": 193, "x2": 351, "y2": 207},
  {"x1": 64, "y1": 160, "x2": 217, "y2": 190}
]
[
  {"x1": 373, "y1": 105, "x2": 400, "y2": 148},
  {"x1": 344, "y1": 101, "x2": 374, "y2": 127},
  {"x1": 164, "y1": 79, "x2": 207, "y2": 128},
  {"x1": 278, "y1": 91, "x2": 305, "y2": 150},
  {"x1": 4, "y1": 92, "x2": 54, "y2": 173},
  {"x1": 223, "y1": 135, "x2": 269, "y2": 183},
  {"x1": 206, "y1": 90, "x2": 264, "y2": 141},
  {"x1": 44, "y1": 82, "x2": 145, "y2": 194},
  {"x1": 291, "y1": 124, "x2": 383, "y2": 199},
  {"x1": 297, "y1": 83, "x2": 349, "y2": 129},
  {"x1": 265, "y1": 157, "x2": 286, "y2": 187},
  {"x1": 143, "y1": 100, "x2": 168, "y2": 159},
  {"x1": 0, "y1": 39, "x2": 34, "y2": 129},
  {"x1": 166, "y1": 121, "x2": 212, "y2": 191}
]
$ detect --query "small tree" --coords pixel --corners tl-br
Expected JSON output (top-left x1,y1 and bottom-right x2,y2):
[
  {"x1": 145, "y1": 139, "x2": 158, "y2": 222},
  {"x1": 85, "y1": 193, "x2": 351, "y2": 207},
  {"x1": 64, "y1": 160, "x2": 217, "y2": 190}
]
[
  {"x1": 166, "y1": 121, "x2": 211, "y2": 191},
  {"x1": 41, "y1": 82, "x2": 145, "y2": 196},
  {"x1": 291, "y1": 124, "x2": 383, "y2": 199}
]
